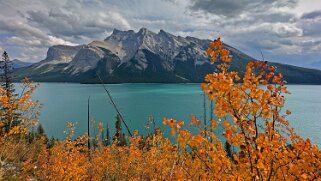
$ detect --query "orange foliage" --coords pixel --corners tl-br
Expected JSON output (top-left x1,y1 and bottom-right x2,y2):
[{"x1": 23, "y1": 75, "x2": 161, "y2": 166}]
[
  {"x1": 1, "y1": 38, "x2": 321, "y2": 180},
  {"x1": 0, "y1": 78, "x2": 40, "y2": 179}
]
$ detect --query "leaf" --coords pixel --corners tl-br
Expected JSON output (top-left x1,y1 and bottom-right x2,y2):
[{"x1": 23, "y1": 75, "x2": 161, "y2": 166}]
[{"x1": 286, "y1": 110, "x2": 291, "y2": 115}]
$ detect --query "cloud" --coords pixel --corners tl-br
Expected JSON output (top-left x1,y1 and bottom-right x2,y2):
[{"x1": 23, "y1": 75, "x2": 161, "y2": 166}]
[
  {"x1": 301, "y1": 10, "x2": 321, "y2": 19},
  {"x1": 48, "y1": 36, "x2": 77, "y2": 46},
  {"x1": 296, "y1": 10, "x2": 321, "y2": 38},
  {"x1": 189, "y1": 0, "x2": 298, "y2": 17},
  {"x1": 185, "y1": 0, "x2": 321, "y2": 69},
  {"x1": 0, "y1": 19, "x2": 47, "y2": 39},
  {"x1": 15, "y1": 47, "x2": 48, "y2": 62},
  {"x1": 26, "y1": 1, "x2": 131, "y2": 39},
  {"x1": 7, "y1": 36, "x2": 42, "y2": 46},
  {"x1": 0, "y1": 0, "x2": 131, "y2": 62}
]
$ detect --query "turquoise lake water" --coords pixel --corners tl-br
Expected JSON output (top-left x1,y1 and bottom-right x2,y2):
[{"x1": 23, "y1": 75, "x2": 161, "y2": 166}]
[{"x1": 15, "y1": 83, "x2": 321, "y2": 146}]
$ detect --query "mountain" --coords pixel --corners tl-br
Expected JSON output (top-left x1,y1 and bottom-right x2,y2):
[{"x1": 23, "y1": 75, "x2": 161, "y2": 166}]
[
  {"x1": 12, "y1": 59, "x2": 33, "y2": 69},
  {"x1": 13, "y1": 28, "x2": 321, "y2": 84}
]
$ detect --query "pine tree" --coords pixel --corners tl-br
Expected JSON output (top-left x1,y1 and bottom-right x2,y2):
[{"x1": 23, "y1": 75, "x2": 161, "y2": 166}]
[
  {"x1": 0, "y1": 51, "x2": 14, "y2": 98},
  {"x1": 37, "y1": 123, "x2": 45, "y2": 136},
  {"x1": 36, "y1": 123, "x2": 48, "y2": 142},
  {"x1": 0, "y1": 51, "x2": 19, "y2": 132},
  {"x1": 224, "y1": 141, "x2": 233, "y2": 160},
  {"x1": 104, "y1": 123, "x2": 111, "y2": 146},
  {"x1": 113, "y1": 114, "x2": 127, "y2": 146}
]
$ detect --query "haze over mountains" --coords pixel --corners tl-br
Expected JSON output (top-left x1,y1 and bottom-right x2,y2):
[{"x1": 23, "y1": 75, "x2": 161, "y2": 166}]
[{"x1": 14, "y1": 28, "x2": 321, "y2": 84}]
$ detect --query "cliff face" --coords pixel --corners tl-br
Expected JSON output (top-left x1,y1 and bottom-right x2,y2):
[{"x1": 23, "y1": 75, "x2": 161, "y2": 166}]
[
  {"x1": 42, "y1": 45, "x2": 84, "y2": 64},
  {"x1": 13, "y1": 28, "x2": 321, "y2": 84}
]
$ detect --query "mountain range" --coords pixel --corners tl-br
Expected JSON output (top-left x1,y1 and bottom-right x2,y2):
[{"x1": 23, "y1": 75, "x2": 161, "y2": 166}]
[
  {"x1": 13, "y1": 28, "x2": 321, "y2": 84},
  {"x1": 12, "y1": 59, "x2": 33, "y2": 69}
]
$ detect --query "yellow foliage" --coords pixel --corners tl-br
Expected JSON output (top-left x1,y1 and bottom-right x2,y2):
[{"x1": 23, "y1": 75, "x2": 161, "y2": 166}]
[{"x1": 1, "y1": 39, "x2": 321, "y2": 180}]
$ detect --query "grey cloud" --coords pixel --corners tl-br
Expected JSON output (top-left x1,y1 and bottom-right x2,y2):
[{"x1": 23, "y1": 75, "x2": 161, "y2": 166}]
[
  {"x1": 7, "y1": 36, "x2": 42, "y2": 46},
  {"x1": 16, "y1": 46, "x2": 48, "y2": 62},
  {"x1": 298, "y1": 12, "x2": 321, "y2": 36},
  {"x1": 26, "y1": 1, "x2": 131, "y2": 39},
  {"x1": 302, "y1": 22, "x2": 321, "y2": 36},
  {"x1": 0, "y1": 19, "x2": 47, "y2": 39},
  {"x1": 299, "y1": 39, "x2": 321, "y2": 53},
  {"x1": 185, "y1": 0, "x2": 307, "y2": 60},
  {"x1": 0, "y1": 18, "x2": 76, "y2": 47},
  {"x1": 189, "y1": 0, "x2": 298, "y2": 17},
  {"x1": 301, "y1": 10, "x2": 321, "y2": 19}
]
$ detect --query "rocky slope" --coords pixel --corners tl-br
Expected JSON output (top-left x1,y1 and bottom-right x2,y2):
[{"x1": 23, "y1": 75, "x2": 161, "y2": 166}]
[{"x1": 13, "y1": 28, "x2": 321, "y2": 84}]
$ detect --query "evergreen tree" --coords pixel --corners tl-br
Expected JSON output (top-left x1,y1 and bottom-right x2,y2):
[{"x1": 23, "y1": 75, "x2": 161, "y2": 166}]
[
  {"x1": 0, "y1": 51, "x2": 14, "y2": 98},
  {"x1": 113, "y1": 114, "x2": 127, "y2": 146},
  {"x1": 224, "y1": 141, "x2": 233, "y2": 160},
  {"x1": 0, "y1": 51, "x2": 19, "y2": 133},
  {"x1": 37, "y1": 123, "x2": 45, "y2": 136},
  {"x1": 47, "y1": 137, "x2": 56, "y2": 148},
  {"x1": 121, "y1": 133, "x2": 127, "y2": 146},
  {"x1": 36, "y1": 123, "x2": 48, "y2": 142},
  {"x1": 104, "y1": 123, "x2": 111, "y2": 146}
]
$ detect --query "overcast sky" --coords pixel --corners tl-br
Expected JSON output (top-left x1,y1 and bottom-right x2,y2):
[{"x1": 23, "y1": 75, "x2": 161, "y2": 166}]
[{"x1": 0, "y1": 0, "x2": 321, "y2": 69}]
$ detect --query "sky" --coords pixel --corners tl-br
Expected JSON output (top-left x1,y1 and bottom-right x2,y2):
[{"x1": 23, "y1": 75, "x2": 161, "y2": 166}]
[{"x1": 0, "y1": 0, "x2": 321, "y2": 69}]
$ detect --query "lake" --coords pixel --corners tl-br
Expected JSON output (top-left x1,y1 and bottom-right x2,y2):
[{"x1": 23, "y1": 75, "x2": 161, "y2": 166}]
[{"x1": 15, "y1": 83, "x2": 321, "y2": 146}]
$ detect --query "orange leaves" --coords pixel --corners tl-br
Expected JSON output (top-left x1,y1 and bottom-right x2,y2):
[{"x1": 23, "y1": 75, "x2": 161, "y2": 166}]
[
  {"x1": 211, "y1": 119, "x2": 218, "y2": 130},
  {"x1": 281, "y1": 86, "x2": 291, "y2": 94},
  {"x1": 1, "y1": 36, "x2": 319, "y2": 181},
  {"x1": 223, "y1": 120, "x2": 229, "y2": 128},
  {"x1": 260, "y1": 79, "x2": 268, "y2": 85},
  {"x1": 189, "y1": 115, "x2": 201, "y2": 126},
  {"x1": 163, "y1": 118, "x2": 176, "y2": 127},
  {"x1": 177, "y1": 121, "x2": 184, "y2": 129},
  {"x1": 194, "y1": 134, "x2": 204, "y2": 142},
  {"x1": 223, "y1": 129, "x2": 234, "y2": 139},
  {"x1": 206, "y1": 37, "x2": 232, "y2": 65},
  {"x1": 206, "y1": 47, "x2": 213, "y2": 55},
  {"x1": 7, "y1": 125, "x2": 26, "y2": 136},
  {"x1": 272, "y1": 73, "x2": 283, "y2": 84},
  {"x1": 220, "y1": 49, "x2": 232, "y2": 63},
  {"x1": 222, "y1": 120, "x2": 235, "y2": 139},
  {"x1": 206, "y1": 47, "x2": 220, "y2": 64},
  {"x1": 163, "y1": 118, "x2": 185, "y2": 136},
  {"x1": 163, "y1": 118, "x2": 184, "y2": 129},
  {"x1": 170, "y1": 127, "x2": 175, "y2": 136},
  {"x1": 267, "y1": 85, "x2": 274, "y2": 91},
  {"x1": 286, "y1": 110, "x2": 291, "y2": 115},
  {"x1": 209, "y1": 37, "x2": 223, "y2": 50}
]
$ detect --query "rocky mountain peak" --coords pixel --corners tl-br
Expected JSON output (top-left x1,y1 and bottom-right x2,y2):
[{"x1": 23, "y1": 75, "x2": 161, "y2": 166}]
[
  {"x1": 43, "y1": 45, "x2": 84, "y2": 64},
  {"x1": 138, "y1": 27, "x2": 152, "y2": 35},
  {"x1": 158, "y1": 29, "x2": 173, "y2": 37},
  {"x1": 105, "y1": 29, "x2": 135, "y2": 42},
  {"x1": 112, "y1": 28, "x2": 121, "y2": 34}
]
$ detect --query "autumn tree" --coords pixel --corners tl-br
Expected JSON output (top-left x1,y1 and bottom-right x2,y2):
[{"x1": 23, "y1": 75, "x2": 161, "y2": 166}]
[
  {"x1": 0, "y1": 77, "x2": 40, "y2": 179},
  {"x1": 200, "y1": 37, "x2": 321, "y2": 180}
]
